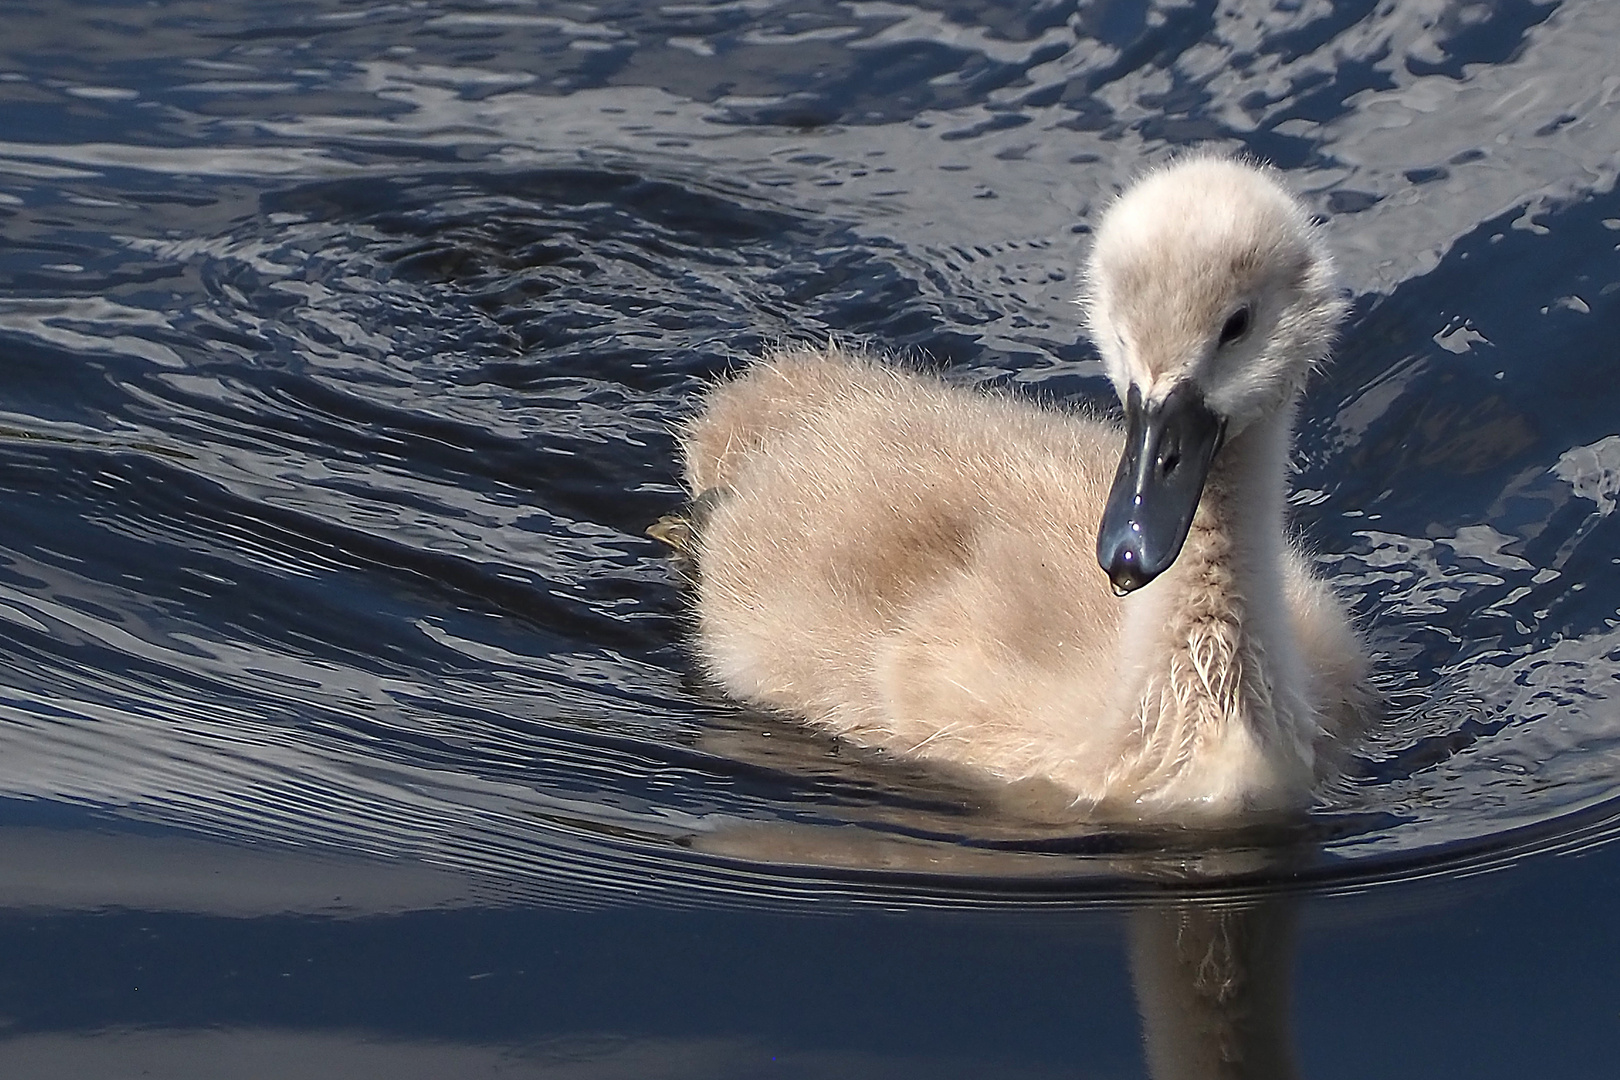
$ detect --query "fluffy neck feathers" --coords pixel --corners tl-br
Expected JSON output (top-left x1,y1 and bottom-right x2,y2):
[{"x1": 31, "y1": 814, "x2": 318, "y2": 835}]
[{"x1": 1107, "y1": 403, "x2": 1317, "y2": 814}]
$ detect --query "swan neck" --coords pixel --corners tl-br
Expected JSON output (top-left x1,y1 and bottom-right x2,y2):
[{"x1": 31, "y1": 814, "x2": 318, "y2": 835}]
[
  {"x1": 1109, "y1": 396, "x2": 1312, "y2": 814},
  {"x1": 1208, "y1": 402, "x2": 1296, "y2": 576}
]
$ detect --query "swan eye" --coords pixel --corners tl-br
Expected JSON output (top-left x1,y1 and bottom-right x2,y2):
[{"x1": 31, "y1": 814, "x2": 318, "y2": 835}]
[{"x1": 1218, "y1": 306, "x2": 1252, "y2": 347}]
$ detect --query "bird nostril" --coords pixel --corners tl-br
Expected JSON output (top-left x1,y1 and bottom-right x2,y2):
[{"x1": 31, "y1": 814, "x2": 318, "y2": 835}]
[{"x1": 1159, "y1": 450, "x2": 1180, "y2": 477}]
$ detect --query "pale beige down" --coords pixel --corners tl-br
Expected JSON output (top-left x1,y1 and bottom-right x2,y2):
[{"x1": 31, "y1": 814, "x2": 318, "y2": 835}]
[{"x1": 675, "y1": 156, "x2": 1375, "y2": 821}]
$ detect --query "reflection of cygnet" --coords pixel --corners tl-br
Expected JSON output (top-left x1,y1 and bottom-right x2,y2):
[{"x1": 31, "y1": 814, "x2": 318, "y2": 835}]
[
  {"x1": 670, "y1": 156, "x2": 1375, "y2": 820},
  {"x1": 1130, "y1": 901, "x2": 1300, "y2": 1080}
]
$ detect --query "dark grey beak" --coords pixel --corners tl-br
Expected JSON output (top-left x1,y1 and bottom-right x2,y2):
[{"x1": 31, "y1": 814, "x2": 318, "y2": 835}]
[{"x1": 1096, "y1": 383, "x2": 1226, "y2": 595}]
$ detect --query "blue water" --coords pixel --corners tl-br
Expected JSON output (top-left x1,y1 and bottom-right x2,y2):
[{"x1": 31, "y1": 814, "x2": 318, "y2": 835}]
[{"x1": 1, "y1": 0, "x2": 1618, "y2": 1075}]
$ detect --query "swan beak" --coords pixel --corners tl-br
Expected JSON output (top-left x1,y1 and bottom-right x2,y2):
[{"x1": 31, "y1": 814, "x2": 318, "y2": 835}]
[{"x1": 1097, "y1": 383, "x2": 1226, "y2": 595}]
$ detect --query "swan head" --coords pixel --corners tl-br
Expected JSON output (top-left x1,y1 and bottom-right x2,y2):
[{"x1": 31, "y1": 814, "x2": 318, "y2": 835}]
[{"x1": 1080, "y1": 155, "x2": 1347, "y2": 594}]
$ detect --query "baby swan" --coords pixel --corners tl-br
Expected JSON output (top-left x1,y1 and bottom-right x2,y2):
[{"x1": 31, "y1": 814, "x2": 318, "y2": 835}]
[{"x1": 675, "y1": 156, "x2": 1372, "y2": 820}]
